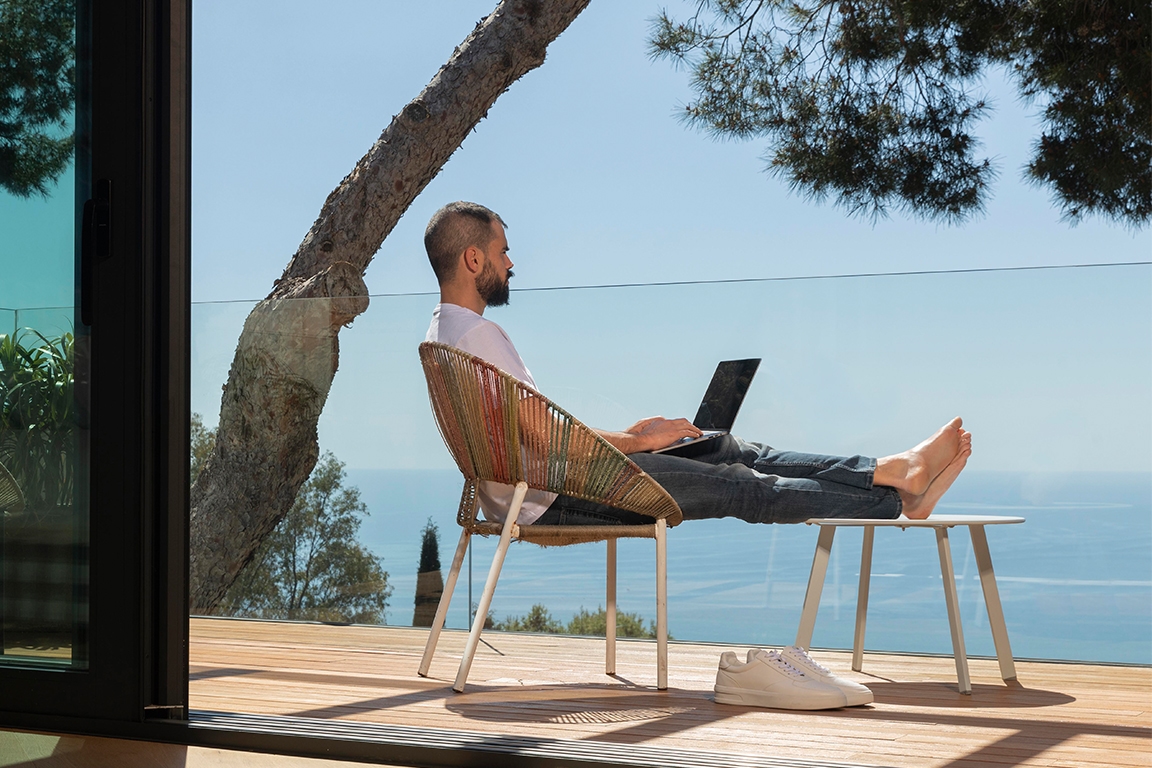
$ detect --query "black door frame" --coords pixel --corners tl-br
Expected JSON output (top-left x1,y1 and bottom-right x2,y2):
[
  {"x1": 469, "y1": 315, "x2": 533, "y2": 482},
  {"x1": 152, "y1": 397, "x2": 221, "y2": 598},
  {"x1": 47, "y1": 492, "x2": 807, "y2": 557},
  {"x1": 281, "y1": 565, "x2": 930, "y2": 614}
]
[{"x1": 0, "y1": 0, "x2": 190, "y2": 723}]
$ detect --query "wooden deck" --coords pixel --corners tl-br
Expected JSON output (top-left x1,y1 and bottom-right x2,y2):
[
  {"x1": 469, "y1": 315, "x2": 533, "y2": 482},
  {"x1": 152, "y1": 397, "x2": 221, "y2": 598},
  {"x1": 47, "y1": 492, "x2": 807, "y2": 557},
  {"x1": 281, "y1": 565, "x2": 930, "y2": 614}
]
[{"x1": 189, "y1": 617, "x2": 1151, "y2": 768}]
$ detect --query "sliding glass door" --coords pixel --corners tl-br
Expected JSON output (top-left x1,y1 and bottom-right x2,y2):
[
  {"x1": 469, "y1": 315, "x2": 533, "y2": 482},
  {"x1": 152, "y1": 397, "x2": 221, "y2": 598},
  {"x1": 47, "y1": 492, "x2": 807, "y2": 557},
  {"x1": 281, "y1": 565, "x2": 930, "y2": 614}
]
[
  {"x1": 0, "y1": 0, "x2": 89, "y2": 674},
  {"x1": 0, "y1": 0, "x2": 190, "y2": 723}
]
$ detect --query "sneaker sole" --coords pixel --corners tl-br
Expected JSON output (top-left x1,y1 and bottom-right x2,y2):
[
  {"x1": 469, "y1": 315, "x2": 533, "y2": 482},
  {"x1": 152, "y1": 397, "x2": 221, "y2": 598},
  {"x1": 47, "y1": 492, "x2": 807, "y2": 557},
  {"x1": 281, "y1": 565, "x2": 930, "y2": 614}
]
[
  {"x1": 839, "y1": 688, "x2": 874, "y2": 707},
  {"x1": 713, "y1": 684, "x2": 846, "y2": 710},
  {"x1": 804, "y1": 675, "x2": 873, "y2": 706}
]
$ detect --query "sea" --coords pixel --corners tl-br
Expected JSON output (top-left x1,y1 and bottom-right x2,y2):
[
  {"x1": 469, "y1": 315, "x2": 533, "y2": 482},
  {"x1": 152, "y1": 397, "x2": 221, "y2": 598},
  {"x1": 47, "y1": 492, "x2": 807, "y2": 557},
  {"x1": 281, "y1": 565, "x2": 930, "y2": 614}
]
[{"x1": 346, "y1": 468, "x2": 1152, "y2": 665}]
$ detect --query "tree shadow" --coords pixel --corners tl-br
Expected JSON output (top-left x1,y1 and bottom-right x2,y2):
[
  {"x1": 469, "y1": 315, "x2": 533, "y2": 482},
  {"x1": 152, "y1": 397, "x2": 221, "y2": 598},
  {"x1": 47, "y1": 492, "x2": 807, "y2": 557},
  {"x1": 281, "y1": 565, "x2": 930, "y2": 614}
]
[
  {"x1": 864, "y1": 679, "x2": 1076, "y2": 708},
  {"x1": 195, "y1": 664, "x2": 1144, "y2": 768},
  {"x1": 438, "y1": 676, "x2": 1143, "y2": 768},
  {"x1": 442, "y1": 682, "x2": 702, "y2": 726},
  {"x1": 281, "y1": 677, "x2": 690, "y2": 722}
]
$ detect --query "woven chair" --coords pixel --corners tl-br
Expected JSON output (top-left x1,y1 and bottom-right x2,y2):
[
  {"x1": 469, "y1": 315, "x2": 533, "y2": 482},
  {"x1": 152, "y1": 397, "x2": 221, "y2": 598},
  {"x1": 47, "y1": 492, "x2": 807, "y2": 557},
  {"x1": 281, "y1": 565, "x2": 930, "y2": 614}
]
[{"x1": 417, "y1": 341, "x2": 683, "y2": 692}]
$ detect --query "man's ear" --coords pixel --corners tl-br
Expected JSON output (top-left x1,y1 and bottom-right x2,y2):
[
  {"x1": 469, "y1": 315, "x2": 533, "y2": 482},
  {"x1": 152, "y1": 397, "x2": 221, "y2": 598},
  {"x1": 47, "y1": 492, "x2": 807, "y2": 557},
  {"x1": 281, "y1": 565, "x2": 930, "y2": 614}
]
[{"x1": 460, "y1": 245, "x2": 483, "y2": 276}]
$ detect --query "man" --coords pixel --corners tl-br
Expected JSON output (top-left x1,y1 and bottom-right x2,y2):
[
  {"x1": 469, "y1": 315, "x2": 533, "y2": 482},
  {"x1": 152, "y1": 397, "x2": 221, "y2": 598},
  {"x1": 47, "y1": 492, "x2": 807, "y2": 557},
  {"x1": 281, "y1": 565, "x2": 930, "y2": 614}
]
[{"x1": 424, "y1": 201, "x2": 972, "y2": 529}]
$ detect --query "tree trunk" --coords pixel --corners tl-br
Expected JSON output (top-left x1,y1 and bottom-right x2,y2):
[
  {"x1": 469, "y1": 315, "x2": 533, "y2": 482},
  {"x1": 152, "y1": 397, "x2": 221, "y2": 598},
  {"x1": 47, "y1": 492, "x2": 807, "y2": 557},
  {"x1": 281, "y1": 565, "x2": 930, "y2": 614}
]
[{"x1": 189, "y1": 0, "x2": 592, "y2": 614}]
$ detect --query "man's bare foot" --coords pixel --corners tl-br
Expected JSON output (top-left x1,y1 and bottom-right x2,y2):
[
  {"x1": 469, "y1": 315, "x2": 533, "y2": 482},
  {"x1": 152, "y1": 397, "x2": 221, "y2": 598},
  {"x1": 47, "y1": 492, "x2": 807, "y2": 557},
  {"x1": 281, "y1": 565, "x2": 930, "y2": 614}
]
[
  {"x1": 900, "y1": 441, "x2": 971, "y2": 519},
  {"x1": 875, "y1": 417, "x2": 964, "y2": 496}
]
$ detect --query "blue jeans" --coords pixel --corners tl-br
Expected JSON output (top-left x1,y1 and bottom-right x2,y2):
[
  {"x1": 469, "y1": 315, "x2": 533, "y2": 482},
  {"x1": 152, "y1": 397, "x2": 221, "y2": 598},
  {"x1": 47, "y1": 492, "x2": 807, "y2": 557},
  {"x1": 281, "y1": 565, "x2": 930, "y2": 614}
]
[{"x1": 536, "y1": 434, "x2": 902, "y2": 526}]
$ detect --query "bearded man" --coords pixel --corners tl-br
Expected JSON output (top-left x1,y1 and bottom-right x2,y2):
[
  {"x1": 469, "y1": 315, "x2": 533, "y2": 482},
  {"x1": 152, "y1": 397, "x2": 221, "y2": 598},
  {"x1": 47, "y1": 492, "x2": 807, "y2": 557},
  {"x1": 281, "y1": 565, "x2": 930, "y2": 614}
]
[{"x1": 424, "y1": 201, "x2": 971, "y2": 529}]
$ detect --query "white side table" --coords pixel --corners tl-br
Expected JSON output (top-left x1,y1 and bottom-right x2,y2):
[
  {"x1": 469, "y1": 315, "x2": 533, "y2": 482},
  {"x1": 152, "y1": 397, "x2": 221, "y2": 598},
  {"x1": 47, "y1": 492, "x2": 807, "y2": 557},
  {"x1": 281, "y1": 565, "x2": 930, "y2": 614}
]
[{"x1": 794, "y1": 514, "x2": 1025, "y2": 694}]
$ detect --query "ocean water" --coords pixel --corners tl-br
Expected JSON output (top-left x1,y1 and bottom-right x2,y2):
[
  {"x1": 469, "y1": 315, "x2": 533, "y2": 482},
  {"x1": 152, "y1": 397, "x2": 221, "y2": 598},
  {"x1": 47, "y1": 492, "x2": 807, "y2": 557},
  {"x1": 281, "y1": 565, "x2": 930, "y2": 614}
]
[{"x1": 347, "y1": 469, "x2": 1151, "y2": 664}]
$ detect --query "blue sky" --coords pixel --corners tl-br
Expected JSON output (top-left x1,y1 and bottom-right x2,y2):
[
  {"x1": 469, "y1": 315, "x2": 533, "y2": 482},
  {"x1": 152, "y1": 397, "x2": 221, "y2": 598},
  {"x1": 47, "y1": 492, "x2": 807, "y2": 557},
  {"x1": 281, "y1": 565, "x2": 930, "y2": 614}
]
[
  {"x1": 3, "y1": 0, "x2": 1149, "y2": 474},
  {"x1": 185, "y1": 1, "x2": 1149, "y2": 475},
  {"x1": 186, "y1": 0, "x2": 1147, "y2": 304}
]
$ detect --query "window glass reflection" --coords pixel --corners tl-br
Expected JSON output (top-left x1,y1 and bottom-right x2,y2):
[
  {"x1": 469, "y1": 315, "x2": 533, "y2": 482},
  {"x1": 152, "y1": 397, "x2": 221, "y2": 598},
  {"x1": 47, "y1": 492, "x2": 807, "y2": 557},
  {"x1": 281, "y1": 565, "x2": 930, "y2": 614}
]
[{"x1": 0, "y1": 0, "x2": 88, "y2": 669}]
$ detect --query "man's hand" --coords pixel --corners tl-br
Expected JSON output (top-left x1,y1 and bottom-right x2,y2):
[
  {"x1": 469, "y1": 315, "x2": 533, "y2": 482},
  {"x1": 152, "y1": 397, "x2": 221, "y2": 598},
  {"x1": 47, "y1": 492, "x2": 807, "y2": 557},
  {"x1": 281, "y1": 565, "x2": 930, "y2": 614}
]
[{"x1": 596, "y1": 416, "x2": 702, "y2": 455}]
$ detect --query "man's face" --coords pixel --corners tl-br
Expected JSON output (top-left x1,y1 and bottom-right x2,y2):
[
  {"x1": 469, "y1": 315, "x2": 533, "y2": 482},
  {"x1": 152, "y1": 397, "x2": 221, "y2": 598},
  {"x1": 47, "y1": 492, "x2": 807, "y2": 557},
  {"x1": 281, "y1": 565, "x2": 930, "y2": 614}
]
[{"x1": 475, "y1": 222, "x2": 513, "y2": 307}]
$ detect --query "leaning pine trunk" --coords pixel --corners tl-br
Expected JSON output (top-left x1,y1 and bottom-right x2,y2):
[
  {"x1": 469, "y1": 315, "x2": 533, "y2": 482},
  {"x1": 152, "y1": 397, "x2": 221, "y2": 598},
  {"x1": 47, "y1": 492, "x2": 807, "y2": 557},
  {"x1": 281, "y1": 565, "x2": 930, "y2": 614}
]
[{"x1": 189, "y1": 0, "x2": 592, "y2": 614}]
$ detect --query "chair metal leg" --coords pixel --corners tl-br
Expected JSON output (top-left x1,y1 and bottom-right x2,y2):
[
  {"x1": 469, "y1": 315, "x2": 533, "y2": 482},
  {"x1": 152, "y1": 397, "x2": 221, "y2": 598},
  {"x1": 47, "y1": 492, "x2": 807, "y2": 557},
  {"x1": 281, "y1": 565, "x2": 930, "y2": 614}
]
[
  {"x1": 418, "y1": 527, "x2": 470, "y2": 677},
  {"x1": 453, "y1": 482, "x2": 527, "y2": 693},
  {"x1": 606, "y1": 538, "x2": 617, "y2": 675},
  {"x1": 655, "y1": 518, "x2": 668, "y2": 691},
  {"x1": 970, "y1": 524, "x2": 1017, "y2": 682},
  {"x1": 795, "y1": 525, "x2": 836, "y2": 649},
  {"x1": 852, "y1": 526, "x2": 875, "y2": 672},
  {"x1": 935, "y1": 526, "x2": 971, "y2": 694}
]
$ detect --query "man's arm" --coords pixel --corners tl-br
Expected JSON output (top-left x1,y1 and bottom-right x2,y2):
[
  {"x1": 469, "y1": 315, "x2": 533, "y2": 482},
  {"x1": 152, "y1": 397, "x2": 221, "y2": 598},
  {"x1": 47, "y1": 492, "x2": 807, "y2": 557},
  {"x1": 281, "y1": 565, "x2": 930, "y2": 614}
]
[
  {"x1": 595, "y1": 416, "x2": 702, "y2": 455},
  {"x1": 445, "y1": 320, "x2": 698, "y2": 455},
  {"x1": 449, "y1": 322, "x2": 699, "y2": 453}
]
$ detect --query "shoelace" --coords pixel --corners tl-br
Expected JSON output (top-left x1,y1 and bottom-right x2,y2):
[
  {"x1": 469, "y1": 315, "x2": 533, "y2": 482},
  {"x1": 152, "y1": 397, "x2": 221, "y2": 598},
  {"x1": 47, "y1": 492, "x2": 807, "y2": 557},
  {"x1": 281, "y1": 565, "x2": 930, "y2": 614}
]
[
  {"x1": 787, "y1": 646, "x2": 832, "y2": 676},
  {"x1": 762, "y1": 650, "x2": 807, "y2": 678}
]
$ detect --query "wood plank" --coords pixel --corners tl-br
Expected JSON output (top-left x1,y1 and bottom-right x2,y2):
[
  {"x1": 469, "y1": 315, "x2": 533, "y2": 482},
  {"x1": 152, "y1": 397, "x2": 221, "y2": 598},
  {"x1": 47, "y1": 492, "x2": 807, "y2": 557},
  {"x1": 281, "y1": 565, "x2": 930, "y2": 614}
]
[{"x1": 188, "y1": 618, "x2": 1152, "y2": 768}]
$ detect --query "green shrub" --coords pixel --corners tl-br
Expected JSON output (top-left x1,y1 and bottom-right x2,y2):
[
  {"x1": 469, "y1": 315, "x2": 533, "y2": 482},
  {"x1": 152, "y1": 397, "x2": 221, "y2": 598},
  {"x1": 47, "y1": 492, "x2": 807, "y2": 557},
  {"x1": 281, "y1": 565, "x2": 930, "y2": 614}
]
[
  {"x1": 213, "y1": 449, "x2": 391, "y2": 624},
  {"x1": 566, "y1": 605, "x2": 662, "y2": 639},
  {"x1": 494, "y1": 603, "x2": 665, "y2": 639},
  {"x1": 493, "y1": 603, "x2": 563, "y2": 633},
  {"x1": 0, "y1": 330, "x2": 75, "y2": 516}
]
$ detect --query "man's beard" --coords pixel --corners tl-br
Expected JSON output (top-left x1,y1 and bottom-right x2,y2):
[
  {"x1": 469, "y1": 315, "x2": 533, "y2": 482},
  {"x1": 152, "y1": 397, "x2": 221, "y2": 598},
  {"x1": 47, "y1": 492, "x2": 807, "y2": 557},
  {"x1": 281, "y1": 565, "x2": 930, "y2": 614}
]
[{"x1": 478, "y1": 262, "x2": 512, "y2": 307}]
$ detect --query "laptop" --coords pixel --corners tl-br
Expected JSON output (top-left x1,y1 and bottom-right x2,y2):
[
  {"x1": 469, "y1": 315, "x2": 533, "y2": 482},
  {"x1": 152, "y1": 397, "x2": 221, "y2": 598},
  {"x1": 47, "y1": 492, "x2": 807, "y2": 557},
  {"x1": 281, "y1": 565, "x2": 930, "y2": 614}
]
[{"x1": 652, "y1": 358, "x2": 761, "y2": 454}]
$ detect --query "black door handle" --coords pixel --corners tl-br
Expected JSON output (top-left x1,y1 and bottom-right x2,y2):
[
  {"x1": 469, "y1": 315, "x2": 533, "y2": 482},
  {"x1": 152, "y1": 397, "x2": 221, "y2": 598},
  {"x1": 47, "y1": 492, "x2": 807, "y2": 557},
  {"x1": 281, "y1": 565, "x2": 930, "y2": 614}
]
[{"x1": 80, "y1": 179, "x2": 111, "y2": 326}]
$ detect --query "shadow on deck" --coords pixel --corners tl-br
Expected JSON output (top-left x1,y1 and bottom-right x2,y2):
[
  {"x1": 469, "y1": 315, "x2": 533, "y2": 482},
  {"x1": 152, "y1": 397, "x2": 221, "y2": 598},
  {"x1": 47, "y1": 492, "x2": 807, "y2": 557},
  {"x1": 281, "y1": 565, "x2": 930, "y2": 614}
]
[{"x1": 188, "y1": 617, "x2": 1150, "y2": 768}]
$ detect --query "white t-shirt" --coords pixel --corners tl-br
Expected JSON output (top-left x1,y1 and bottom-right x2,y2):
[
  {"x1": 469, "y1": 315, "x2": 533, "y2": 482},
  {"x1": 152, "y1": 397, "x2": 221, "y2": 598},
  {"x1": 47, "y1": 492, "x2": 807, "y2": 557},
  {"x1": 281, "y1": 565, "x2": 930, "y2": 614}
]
[{"x1": 426, "y1": 303, "x2": 557, "y2": 524}]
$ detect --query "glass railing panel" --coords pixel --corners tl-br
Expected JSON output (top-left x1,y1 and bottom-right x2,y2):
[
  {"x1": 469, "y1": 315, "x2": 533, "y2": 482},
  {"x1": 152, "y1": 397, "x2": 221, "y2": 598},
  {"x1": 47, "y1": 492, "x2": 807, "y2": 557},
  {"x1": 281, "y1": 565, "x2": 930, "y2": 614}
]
[
  {"x1": 190, "y1": 262, "x2": 1151, "y2": 664},
  {"x1": 12, "y1": 307, "x2": 75, "y2": 343}
]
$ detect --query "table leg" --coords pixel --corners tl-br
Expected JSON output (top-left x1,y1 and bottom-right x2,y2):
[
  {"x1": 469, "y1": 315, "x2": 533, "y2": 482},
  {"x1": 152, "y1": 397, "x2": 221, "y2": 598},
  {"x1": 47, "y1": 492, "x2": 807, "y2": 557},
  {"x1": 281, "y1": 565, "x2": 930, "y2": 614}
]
[
  {"x1": 852, "y1": 526, "x2": 875, "y2": 672},
  {"x1": 795, "y1": 525, "x2": 836, "y2": 649},
  {"x1": 606, "y1": 538, "x2": 616, "y2": 676},
  {"x1": 970, "y1": 524, "x2": 1017, "y2": 682},
  {"x1": 656, "y1": 518, "x2": 668, "y2": 691},
  {"x1": 935, "y1": 526, "x2": 971, "y2": 694}
]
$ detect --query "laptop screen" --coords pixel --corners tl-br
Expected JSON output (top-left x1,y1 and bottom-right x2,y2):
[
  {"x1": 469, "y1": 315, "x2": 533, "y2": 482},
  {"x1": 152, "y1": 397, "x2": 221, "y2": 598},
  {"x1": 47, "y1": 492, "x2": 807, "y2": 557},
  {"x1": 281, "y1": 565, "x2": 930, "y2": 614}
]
[{"x1": 692, "y1": 358, "x2": 761, "y2": 430}]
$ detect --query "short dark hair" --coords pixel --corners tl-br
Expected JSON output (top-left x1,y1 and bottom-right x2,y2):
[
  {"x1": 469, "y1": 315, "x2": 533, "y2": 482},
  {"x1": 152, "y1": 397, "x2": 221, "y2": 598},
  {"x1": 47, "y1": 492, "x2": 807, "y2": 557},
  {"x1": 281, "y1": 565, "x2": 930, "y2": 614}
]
[{"x1": 424, "y1": 202, "x2": 507, "y2": 283}]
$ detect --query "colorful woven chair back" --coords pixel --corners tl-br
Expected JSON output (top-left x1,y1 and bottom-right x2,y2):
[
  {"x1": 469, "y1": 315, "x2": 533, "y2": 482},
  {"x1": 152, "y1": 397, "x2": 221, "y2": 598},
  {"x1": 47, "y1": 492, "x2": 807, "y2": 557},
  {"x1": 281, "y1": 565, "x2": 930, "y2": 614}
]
[{"x1": 419, "y1": 341, "x2": 682, "y2": 529}]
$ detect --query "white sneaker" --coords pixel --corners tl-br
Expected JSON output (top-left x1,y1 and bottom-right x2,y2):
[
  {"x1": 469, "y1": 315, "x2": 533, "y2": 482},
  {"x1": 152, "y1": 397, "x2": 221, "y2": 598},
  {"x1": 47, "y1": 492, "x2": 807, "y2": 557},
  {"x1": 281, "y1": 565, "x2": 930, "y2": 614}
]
[
  {"x1": 773, "y1": 646, "x2": 874, "y2": 706},
  {"x1": 714, "y1": 649, "x2": 848, "y2": 710}
]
